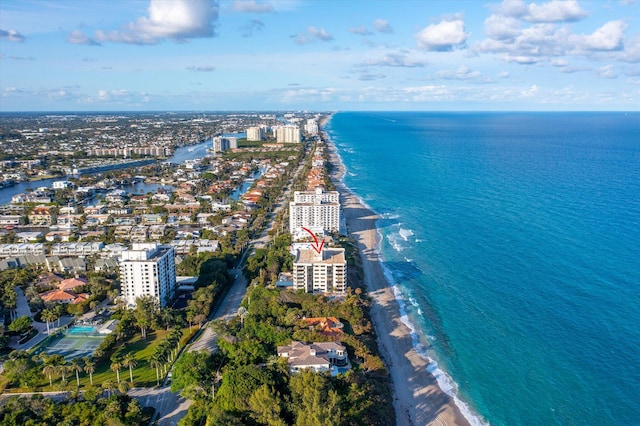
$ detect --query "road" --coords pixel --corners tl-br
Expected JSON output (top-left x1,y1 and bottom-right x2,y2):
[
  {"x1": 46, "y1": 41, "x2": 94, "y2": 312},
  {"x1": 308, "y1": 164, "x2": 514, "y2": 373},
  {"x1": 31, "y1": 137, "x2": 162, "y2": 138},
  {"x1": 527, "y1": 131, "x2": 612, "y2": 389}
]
[
  {"x1": 9, "y1": 286, "x2": 73, "y2": 351},
  {"x1": 129, "y1": 387, "x2": 190, "y2": 426},
  {"x1": 0, "y1": 156, "x2": 308, "y2": 423},
  {"x1": 146, "y1": 158, "x2": 306, "y2": 424}
]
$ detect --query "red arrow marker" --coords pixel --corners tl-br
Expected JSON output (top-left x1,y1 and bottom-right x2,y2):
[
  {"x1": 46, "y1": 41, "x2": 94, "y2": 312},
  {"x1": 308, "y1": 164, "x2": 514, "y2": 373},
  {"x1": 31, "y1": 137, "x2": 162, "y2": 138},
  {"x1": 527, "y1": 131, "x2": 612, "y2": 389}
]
[{"x1": 301, "y1": 227, "x2": 325, "y2": 254}]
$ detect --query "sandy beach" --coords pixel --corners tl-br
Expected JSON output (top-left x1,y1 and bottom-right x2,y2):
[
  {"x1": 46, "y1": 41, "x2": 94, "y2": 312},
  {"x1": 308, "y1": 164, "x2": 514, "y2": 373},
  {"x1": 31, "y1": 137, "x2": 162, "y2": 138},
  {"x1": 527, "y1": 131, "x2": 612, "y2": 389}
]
[{"x1": 323, "y1": 122, "x2": 470, "y2": 426}]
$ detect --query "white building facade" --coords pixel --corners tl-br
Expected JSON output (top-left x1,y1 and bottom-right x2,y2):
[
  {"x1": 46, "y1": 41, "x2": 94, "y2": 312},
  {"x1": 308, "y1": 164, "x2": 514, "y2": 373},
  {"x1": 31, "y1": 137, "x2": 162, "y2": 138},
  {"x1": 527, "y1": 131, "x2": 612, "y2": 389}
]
[
  {"x1": 274, "y1": 125, "x2": 301, "y2": 143},
  {"x1": 119, "y1": 243, "x2": 177, "y2": 308},
  {"x1": 246, "y1": 126, "x2": 265, "y2": 141},
  {"x1": 304, "y1": 119, "x2": 319, "y2": 135},
  {"x1": 212, "y1": 137, "x2": 238, "y2": 155},
  {"x1": 293, "y1": 247, "x2": 346, "y2": 294},
  {"x1": 289, "y1": 187, "x2": 340, "y2": 237}
]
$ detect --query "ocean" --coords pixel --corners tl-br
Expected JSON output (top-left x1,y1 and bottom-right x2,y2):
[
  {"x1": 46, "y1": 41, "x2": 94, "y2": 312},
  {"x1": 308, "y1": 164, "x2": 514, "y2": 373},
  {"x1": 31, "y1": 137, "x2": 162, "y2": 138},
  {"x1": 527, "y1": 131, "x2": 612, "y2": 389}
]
[{"x1": 325, "y1": 112, "x2": 640, "y2": 426}]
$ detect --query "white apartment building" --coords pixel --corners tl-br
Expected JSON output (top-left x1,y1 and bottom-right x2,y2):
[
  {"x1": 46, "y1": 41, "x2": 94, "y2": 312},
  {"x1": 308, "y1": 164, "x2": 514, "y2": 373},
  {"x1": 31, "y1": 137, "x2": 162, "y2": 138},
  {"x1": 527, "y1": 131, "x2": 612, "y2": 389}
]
[
  {"x1": 119, "y1": 243, "x2": 176, "y2": 308},
  {"x1": 304, "y1": 119, "x2": 319, "y2": 135},
  {"x1": 289, "y1": 187, "x2": 340, "y2": 238},
  {"x1": 246, "y1": 126, "x2": 265, "y2": 141},
  {"x1": 212, "y1": 137, "x2": 238, "y2": 154},
  {"x1": 293, "y1": 247, "x2": 346, "y2": 294},
  {"x1": 274, "y1": 125, "x2": 301, "y2": 143}
]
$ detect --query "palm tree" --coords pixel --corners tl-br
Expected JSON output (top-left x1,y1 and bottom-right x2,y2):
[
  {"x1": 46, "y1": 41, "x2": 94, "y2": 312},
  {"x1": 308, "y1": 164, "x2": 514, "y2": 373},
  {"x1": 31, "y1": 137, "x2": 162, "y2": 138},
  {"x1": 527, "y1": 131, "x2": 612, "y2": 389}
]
[
  {"x1": 110, "y1": 355, "x2": 123, "y2": 383},
  {"x1": 149, "y1": 355, "x2": 161, "y2": 386},
  {"x1": 53, "y1": 304, "x2": 64, "y2": 327},
  {"x1": 160, "y1": 309, "x2": 174, "y2": 331},
  {"x1": 122, "y1": 353, "x2": 137, "y2": 384},
  {"x1": 41, "y1": 308, "x2": 56, "y2": 335},
  {"x1": 117, "y1": 380, "x2": 131, "y2": 395},
  {"x1": 42, "y1": 362, "x2": 56, "y2": 387},
  {"x1": 56, "y1": 359, "x2": 68, "y2": 384},
  {"x1": 102, "y1": 379, "x2": 116, "y2": 398},
  {"x1": 169, "y1": 328, "x2": 182, "y2": 353},
  {"x1": 70, "y1": 358, "x2": 83, "y2": 387},
  {"x1": 83, "y1": 357, "x2": 95, "y2": 385}
]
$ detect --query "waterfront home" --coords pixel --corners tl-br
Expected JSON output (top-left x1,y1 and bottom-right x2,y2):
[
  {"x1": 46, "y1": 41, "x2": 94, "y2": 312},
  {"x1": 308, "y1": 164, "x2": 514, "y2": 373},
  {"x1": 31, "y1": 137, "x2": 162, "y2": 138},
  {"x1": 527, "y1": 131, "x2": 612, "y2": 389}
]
[
  {"x1": 302, "y1": 317, "x2": 345, "y2": 337},
  {"x1": 277, "y1": 341, "x2": 349, "y2": 375}
]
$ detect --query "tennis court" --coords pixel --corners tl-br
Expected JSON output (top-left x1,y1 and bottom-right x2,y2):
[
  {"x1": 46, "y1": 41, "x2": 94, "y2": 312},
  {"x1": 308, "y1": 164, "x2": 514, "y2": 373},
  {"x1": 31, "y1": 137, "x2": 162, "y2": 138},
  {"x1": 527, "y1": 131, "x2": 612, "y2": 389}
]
[{"x1": 44, "y1": 325, "x2": 107, "y2": 359}]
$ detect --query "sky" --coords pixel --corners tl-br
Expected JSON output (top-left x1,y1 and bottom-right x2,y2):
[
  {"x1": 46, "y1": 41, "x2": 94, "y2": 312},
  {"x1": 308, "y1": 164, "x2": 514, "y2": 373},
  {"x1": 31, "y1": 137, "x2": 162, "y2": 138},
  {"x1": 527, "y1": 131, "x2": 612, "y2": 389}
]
[{"x1": 0, "y1": 0, "x2": 639, "y2": 111}]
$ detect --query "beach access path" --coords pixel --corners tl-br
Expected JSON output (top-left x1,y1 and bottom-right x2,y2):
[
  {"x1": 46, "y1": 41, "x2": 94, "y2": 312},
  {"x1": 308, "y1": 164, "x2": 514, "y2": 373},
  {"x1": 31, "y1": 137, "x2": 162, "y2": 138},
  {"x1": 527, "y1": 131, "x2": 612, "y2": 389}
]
[{"x1": 326, "y1": 139, "x2": 470, "y2": 426}]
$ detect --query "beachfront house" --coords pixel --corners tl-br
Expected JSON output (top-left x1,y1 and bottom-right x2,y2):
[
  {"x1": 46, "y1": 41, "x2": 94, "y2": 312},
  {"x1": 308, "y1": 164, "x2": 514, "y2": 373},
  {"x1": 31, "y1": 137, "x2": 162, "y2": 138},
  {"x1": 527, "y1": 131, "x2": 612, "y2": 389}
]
[{"x1": 277, "y1": 341, "x2": 349, "y2": 375}]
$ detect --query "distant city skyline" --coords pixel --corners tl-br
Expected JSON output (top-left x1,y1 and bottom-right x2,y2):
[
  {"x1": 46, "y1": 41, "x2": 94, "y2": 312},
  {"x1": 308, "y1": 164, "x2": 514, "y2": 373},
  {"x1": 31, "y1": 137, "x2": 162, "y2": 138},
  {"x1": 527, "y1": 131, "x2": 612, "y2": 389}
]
[{"x1": 1, "y1": 0, "x2": 639, "y2": 112}]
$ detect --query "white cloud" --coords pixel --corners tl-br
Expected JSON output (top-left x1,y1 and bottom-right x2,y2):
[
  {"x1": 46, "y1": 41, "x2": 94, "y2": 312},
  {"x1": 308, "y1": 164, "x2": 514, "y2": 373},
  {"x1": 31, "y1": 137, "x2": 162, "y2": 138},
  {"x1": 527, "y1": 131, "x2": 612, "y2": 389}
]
[
  {"x1": 349, "y1": 26, "x2": 373, "y2": 36},
  {"x1": 5, "y1": 55, "x2": 35, "y2": 61},
  {"x1": 186, "y1": 65, "x2": 216, "y2": 72},
  {"x1": 502, "y1": 54, "x2": 541, "y2": 64},
  {"x1": 432, "y1": 65, "x2": 492, "y2": 82},
  {"x1": 597, "y1": 65, "x2": 617, "y2": 78},
  {"x1": 308, "y1": 26, "x2": 333, "y2": 41},
  {"x1": 521, "y1": 84, "x2": 539, "y2": 96},
  {"x1": 476, "y1": 20, "x2": 574, "y2": 61},
  {"x1": 361, "y1": 52, "x2": 428, "y2": 67},
  {"x1": 577, "y1": 20, "x2": 627, "y2": 51},
  {"x1": 415, "y1": 19, "x2": 469, "y2": 51},
  {"x1": 0, "y1": 29, "x2": 26, "y2": 42},
  {"x1": 294, "y1": 26, "x2": 333, "y2": 44},
  {"x1": 620, "y1": 34, "x2": 640, "y2": 62},
  {"x1": 494, "y1": 0, "x2": 587, "y2": 23},
  {"x1": 84, "y1": 89, "x2": 150, "y2": 105},
  {"x1": 67, "y1": 30, "x2": 100, "y2": 46},
  {"x1": 373, "y1": 19, "x2": 393, "y2": 34},
  {"x1": 95, "y1": 0, "x2": 219, "y2": 45},
  {"x1": 524, "y1": 0, "x2": 588, "y2": 23},
  {"x1": 359, "y1": 72, "x2": 386, "y2": 81},
  {"x1": 2, "y1": 86, "x2": 80, "y2": 101},
  {"x1": 231, "y1": 0, "x2": 273, "y2": 13},
  {"x1": 484, "y1": 15, "x2": 521, "y2": 40}
]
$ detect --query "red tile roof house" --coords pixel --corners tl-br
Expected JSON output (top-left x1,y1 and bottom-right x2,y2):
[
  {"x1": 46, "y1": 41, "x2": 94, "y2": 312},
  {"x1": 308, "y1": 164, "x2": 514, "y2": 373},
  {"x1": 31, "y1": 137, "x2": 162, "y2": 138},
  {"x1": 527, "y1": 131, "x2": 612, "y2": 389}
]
[
  {"x1": 40, "y1": 289, "x2": 88, "y2": 304},
  {"x1": 57, "y1": 277, "x2": 88, "y2": 291},
  {"x1": 277, "y1": 341, "x2": 349, "y2": 375},
  {"x1": 302, "y1": 317, "x2": 345, "y2": 337}
]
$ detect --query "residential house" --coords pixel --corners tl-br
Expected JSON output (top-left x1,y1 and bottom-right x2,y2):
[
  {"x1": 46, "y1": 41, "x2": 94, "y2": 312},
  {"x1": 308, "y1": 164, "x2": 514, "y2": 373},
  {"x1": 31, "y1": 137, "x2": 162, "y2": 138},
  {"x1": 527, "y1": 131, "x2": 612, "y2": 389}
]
[
  {"x1": 40, "y1": 288, "x2": 88, "y2": 304},
  {"x1": 277, "y1": 341, "x2": 349, "y2": 374},
  {"x1": 302, "y1": 317, "x2": 345, "y2": 337},
  {"x1": 57, "y1": 277, "x2": 88, "y2": 291}
]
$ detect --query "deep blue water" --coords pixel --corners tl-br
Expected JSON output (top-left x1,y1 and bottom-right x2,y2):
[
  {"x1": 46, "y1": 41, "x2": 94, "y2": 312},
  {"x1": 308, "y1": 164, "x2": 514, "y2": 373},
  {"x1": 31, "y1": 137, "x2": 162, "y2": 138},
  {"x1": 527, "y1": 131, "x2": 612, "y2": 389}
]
[{"x1": 326, "y1": 112, "x2": 640, "y2": 426}]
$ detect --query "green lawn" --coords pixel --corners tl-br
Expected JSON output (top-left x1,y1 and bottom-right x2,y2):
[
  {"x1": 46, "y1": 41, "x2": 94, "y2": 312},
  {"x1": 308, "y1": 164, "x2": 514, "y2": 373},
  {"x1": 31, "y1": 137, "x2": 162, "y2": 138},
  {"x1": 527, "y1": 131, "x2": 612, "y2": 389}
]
[{"x1": 4, "y1": 327, "x2": 194, "y2": 392}]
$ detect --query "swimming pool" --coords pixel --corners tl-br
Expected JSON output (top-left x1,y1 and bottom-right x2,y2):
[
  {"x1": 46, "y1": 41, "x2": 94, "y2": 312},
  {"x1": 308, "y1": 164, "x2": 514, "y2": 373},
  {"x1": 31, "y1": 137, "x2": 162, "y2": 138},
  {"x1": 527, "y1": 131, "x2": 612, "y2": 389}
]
[{"x1": 67, "y1": 325, "x2": 99, "y2": 334}]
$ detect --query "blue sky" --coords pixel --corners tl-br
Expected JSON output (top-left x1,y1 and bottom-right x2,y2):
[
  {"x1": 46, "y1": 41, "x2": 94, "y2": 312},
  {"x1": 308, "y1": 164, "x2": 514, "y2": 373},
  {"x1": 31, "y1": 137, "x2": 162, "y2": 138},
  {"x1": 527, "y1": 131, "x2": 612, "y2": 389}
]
[{"x1": 1, "y1": 0, "x2": 639, "y2": 111}]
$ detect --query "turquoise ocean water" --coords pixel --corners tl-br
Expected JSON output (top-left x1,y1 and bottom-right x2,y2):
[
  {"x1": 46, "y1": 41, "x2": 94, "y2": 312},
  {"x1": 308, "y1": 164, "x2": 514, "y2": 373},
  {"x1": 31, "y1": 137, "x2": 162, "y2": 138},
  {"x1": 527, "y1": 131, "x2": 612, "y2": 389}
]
[{"x1": 325, "y1": 112, "x2": 640, "y2": 426}]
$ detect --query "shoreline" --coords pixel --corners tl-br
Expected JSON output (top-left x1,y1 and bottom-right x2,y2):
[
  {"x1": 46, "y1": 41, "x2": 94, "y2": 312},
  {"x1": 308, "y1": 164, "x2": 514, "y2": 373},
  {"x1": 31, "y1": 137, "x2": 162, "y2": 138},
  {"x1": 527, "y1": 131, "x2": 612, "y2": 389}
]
[{"x1": 322, "y1": 117, "x2": 471, "y2": 426}]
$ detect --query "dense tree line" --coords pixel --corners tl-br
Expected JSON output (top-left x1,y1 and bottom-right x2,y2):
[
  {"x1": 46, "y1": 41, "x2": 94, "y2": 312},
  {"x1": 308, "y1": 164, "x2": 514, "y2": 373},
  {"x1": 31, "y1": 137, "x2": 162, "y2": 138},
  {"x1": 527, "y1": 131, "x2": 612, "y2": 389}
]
[
  {"x1": 0, "y1": 393, "x2": 149, "y2": 426},
  {"x1": 173, "y1": 280, "x2": 394, "y2": 425}
]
